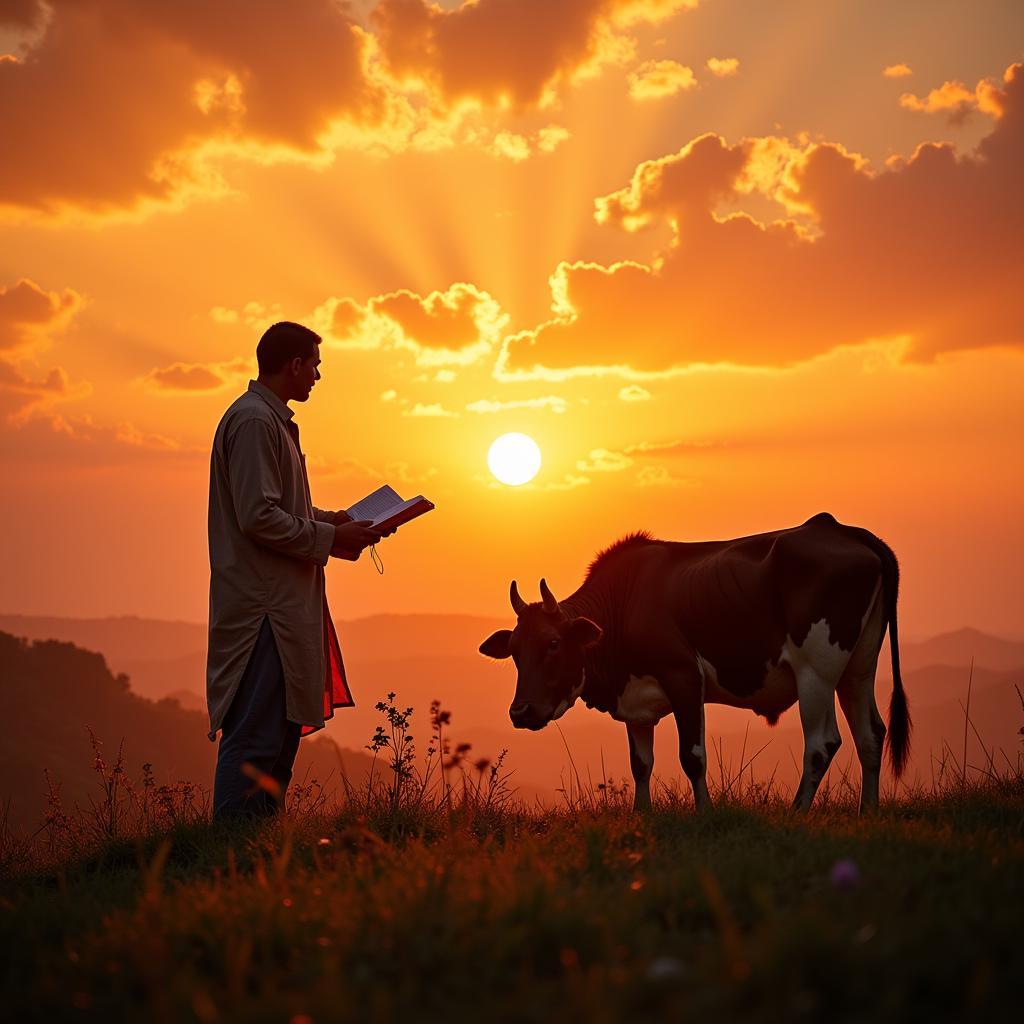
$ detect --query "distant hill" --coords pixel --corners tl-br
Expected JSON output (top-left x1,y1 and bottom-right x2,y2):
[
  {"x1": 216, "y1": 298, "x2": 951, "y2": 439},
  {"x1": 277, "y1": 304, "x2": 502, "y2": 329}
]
[
  {"x1": 0, "y1": 630, "x2": 377, "y2": 834},
  {"x1": 900, "y1": 628, "x2": 1024, "y2": 674},
  {"x1": 0, "y1": 612, "x2": 508, "y2": 702},
  {"x1": 2, "y1": 613, "x2": 1022, "y2": 824},
  {"x1": 0, "y1": 613, "x2": 205, "y2": 665}
]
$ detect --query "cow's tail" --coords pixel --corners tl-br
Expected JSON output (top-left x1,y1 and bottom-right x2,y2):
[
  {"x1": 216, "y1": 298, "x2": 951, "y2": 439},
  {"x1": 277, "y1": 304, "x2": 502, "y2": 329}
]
[{"x1": 854, "y1": 528, "x2": 911, "y2": 778}]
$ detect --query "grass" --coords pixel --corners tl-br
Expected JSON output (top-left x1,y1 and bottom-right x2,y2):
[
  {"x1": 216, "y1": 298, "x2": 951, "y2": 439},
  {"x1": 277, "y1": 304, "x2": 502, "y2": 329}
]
[{"x1": 1, "y1": 695, "x2": 1022, "y2": 1024}]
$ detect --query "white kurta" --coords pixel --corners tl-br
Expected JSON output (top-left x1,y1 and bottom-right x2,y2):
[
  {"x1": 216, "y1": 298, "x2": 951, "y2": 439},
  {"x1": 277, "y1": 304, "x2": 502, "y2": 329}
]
[{"x1": 206, "y1": 380, "x2": 351, "y2": 741}]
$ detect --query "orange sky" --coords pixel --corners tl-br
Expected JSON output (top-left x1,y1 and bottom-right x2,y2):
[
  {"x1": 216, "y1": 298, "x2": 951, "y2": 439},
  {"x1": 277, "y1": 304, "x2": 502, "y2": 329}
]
[{"x1": 0, "y1": 0, "x2": 1022, "y2": 638}]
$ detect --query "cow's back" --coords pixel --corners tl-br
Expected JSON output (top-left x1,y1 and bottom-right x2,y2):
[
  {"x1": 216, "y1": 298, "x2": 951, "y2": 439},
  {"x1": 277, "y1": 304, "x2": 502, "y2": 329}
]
[{"x1": 663, "y1": 513, "x2": 882, "y2": 698}]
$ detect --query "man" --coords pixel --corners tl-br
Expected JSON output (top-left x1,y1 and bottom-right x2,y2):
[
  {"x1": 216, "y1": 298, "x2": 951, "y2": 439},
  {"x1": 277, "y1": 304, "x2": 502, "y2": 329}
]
[{"x1": 206, "y1": 320, "x2": 383, "y2": 821}]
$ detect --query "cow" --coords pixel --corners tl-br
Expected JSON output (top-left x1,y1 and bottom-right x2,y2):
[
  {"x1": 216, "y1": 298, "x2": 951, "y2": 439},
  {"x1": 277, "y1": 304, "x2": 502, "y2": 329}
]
[{"x1": 479, "y1": 513, "x2": 910, "y2": 814}]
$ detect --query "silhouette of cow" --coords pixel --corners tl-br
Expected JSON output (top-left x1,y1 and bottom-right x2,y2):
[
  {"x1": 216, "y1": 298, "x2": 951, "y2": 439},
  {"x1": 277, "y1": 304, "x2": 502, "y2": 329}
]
[{"x1": 479, "y1": 513, "x2": 909, "y2": 813}]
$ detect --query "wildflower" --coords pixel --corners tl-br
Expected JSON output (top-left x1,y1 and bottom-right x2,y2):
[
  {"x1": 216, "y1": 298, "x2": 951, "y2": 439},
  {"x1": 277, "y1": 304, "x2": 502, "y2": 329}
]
[
  {"x1": 645, "y1": 956, "x2": 687, "y2": 982},
  {"x1": 829, "y1": 858, "x2": 861, "y2": 888}
]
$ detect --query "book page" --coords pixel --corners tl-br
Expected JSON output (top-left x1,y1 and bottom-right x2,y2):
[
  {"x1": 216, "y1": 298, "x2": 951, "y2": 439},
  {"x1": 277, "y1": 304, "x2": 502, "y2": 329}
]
[
  {"x1": 371, "y1": 495, "x2": 425, "y2": 528},
  {"x1": 346, "y1": 485, "x2": 403, "y2": 523}
]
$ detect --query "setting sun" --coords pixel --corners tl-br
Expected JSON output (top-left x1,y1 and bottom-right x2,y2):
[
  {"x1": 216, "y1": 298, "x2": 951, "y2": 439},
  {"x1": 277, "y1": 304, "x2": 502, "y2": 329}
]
[{"x1": 488, "y1": 432, "x2": 542, "y2": 486}]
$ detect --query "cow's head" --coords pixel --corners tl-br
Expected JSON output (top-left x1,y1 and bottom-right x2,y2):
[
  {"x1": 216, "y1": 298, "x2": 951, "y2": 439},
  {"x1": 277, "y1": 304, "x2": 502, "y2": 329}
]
[{"x1": 479, "y1": 579, "x2": 603, "y2": 730}]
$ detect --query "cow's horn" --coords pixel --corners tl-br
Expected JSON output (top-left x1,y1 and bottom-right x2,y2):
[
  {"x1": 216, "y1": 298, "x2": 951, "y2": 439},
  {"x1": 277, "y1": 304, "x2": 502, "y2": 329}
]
[
  {"x1": 539, "y1": 578, "x2": 559, "y2": 615},
  {"x1": 510, "y1": 580, "x2": 527, "y2": 616}
]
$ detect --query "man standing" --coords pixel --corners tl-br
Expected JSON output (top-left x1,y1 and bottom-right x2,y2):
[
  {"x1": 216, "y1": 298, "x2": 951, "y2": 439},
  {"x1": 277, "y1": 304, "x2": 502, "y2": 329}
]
[{"x1": 206, "y1": 321, "x2": 382, "y2": 821}]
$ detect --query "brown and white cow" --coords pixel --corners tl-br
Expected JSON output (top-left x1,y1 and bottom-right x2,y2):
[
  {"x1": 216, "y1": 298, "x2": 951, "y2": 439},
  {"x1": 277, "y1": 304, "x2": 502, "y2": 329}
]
[{"x1": 479, "y1": 513, "x2": 910, "y2": 813}]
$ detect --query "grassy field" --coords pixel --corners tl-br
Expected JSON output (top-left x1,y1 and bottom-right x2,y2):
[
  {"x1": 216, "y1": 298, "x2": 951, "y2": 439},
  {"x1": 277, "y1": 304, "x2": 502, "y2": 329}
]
[{"x1": 2, "y1": 701, "x2": 1022, "y2": 1024}]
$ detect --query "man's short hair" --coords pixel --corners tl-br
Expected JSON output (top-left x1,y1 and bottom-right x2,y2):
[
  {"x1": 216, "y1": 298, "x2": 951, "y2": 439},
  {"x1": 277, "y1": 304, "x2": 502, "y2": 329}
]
[{"x1": 256, "y1": 321, "x2": 321, "y2": 375}]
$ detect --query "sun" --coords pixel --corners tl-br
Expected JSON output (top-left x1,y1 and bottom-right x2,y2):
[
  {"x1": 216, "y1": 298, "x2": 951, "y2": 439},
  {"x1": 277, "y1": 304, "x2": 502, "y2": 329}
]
[{"x1": 488, "y1": 432, "x2": 542, "y2": 486}]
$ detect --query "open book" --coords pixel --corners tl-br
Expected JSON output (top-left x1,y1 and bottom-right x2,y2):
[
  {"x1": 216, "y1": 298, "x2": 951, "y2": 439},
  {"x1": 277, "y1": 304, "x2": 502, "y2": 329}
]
[{"x1": 345, "y1": 484, "x2": 435, "y2": 533}]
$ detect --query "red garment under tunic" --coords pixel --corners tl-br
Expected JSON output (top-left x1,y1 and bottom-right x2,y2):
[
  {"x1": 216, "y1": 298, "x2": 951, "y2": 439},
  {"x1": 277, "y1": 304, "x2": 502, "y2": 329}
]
[{"x1": 300, "y1": 591, "x2": 354, "y2": 737}]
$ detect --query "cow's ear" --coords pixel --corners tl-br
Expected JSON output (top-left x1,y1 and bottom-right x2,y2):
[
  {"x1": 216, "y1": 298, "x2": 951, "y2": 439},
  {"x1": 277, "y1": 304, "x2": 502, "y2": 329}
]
[
  {"x1": 479, "y1": 629, "x2": 513, "y2": 660},
  {"x1": 568, "y1": 616, "x2": 602, "y2": 648}
]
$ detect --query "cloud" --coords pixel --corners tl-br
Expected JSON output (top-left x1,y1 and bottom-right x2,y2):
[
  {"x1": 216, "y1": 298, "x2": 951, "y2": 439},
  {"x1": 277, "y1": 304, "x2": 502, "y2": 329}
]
[
  {"x1": 402, "y1": 402, "x2": 458, "y2": 418},
  {"x1": 0, "y1": 0, "x2": 389, "y2": 218},
  {"x1": 498, "y1": 62, "x2": 1024, "y2": 374},
  {"x1": 618, "y1": 384, "x2": 651, "y2": 401},
  {"x1": 466, "y1": 395, "x2": 568, "y2": 414},
  {"x1": 140, "y1": 357, "x2": 252, "y2": 393},
  {"x1": 705, "y1": 56, "x2": 739, "y2": 77},
  {"x1": 0, "y1": 278, "x2": 83, "y2": 351},
  {"x1": 0, "y1": 361, "x2": 89, "y2": 423},
  {"x1": 0, "y1": 411, "x2": 203, "y2": 466},
  {"x1": 483, "y1": 124, "x2": 571, "y2": 160},
  {"x1": 371, "y1": 0, "x2": 699, "y2": 110},
  {"x1": 536, "y1": 124, "x2": 571, "y2": 152},
  {"x1": 899, "y1": 66, "x2": 1009, "y2": 121},
  {"x1": 628, "y1": 59, "x2": 696, "y2": 100},
  {"x1": 577, "y1": 447, "x2": 634, "y2": 472},
  {"x1": 0, "y1": 276, "x2": 88, "y2": 422},
  {"x1": 574, "y1": 436, "x2": 715, "y2": 475},
  {"x1": 883, "y1": 63, "x2": 912, "y2": 78},
  {"x1": 635, "y1": 464, "x2": 693, "y2": 486},
  {"x1": 317, "y1": 282, "x2": 509, "y2": 367},
  {"x1": 488, "y1": 130, "x2": 531, "y2": 161},
  {"x1": 1, "y1": 0, "x2": 697, "y2": 218}
]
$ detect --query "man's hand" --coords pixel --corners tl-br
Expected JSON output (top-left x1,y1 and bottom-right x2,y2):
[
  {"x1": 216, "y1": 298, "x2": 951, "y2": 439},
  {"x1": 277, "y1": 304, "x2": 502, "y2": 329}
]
[
  {"x1": 331, "y1": 519, "x2": 382, "y2": 559},
  {"x1": 335, "y1": 507, "x2": 395, "y2": 537}
]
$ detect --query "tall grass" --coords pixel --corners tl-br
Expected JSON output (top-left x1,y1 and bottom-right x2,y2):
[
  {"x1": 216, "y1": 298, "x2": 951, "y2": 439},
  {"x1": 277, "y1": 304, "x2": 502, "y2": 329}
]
[{"x1": 1, "y1": 681, "x2": 1021, "y2": 1023}]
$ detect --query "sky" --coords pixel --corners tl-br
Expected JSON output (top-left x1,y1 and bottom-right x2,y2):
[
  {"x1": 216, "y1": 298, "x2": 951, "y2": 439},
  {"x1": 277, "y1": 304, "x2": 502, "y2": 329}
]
[{"x1": 0, "y1": 0, "x2": 1021, "y2": 639}]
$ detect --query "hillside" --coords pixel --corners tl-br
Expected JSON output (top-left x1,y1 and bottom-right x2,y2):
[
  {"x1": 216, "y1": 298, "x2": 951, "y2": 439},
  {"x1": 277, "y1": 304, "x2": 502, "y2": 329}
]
[
  {"x1": 2, "y1": 614, "x2": 1022, "y2": 827},
  {"x1": 0, "y1": 631, "x2": 377, "y2": 834},
  {"x1": 3, "y1": 782, "x2": 1022, "y2": 1023}
]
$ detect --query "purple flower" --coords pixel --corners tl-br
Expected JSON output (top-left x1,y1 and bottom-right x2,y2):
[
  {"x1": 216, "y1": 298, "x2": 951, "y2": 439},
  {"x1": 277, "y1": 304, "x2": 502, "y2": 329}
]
[{"x1": 829, "y1": 858, "x2": 861, "y2": 888}]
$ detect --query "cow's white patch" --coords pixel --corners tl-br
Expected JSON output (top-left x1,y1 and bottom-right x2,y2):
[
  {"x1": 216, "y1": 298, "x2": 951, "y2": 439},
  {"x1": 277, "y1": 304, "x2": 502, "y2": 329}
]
[
  {"x1": 550, "y1": 678, "x2": 585, "y2": 721},
  {"x1": 784, "y1": 618, "x2": 852, "y2": 680},
  {"x1": 614, "y1": 675, "x2": 672, "y2": 725}
]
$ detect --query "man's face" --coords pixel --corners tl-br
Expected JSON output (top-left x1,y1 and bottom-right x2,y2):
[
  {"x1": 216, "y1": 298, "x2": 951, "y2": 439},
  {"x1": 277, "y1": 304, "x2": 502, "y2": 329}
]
[{"x1": 292, "y1": 346, "x2": 321, "y2": 401}]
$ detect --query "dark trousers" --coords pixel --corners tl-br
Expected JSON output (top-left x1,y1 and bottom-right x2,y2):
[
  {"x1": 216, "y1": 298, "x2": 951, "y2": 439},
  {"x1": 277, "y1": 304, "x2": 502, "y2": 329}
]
[{"x1": 212, "y1": 614, "x2": 302, "y2": 822}]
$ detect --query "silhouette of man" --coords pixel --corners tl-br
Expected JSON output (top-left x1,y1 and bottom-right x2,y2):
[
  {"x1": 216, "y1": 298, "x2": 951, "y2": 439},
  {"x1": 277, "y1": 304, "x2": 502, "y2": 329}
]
[{"x1": 206, "y1": 321, "x2": 383, "y2": 821}]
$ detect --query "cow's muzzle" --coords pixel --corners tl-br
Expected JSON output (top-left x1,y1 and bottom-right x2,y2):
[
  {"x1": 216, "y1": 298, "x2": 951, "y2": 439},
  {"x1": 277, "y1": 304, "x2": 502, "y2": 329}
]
[{"x1": 509, "y1": 702, "x2": 546, "y2": 730}]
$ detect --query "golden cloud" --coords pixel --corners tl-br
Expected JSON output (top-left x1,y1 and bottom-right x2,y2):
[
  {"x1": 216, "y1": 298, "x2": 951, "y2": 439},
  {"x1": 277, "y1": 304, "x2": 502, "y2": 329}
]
[
  {"x1": 705, "y1": 56, "x2": 739, "y2": 77},
  {"x1": 883, "y1": 63, "x2": 912, "y2": 78},
  {"x1": 402, "y1": 402, "x2": 458, "y2": 418},
  {"x1": 319, "y1": 282, "x2": 509, "y2": 367},
  {"x1": 498, "y1": 62, "x2": 1024, "y2": 374},
  {"x1": 577, "y1": 447, "x2": 634, "y2": 472},
  {"x1": 0, "y1": 278, "x2": 83, "y2": 351},
  {"x1": 0, "y1": 412, "x2": 203, "y2": 466},
  {"x1": 1, "y1": 0, "x2": 697, "y2": 217},
  {"x1": 0, "y1": 0, "x2": 387, "y2": 218},
  {"x1": 0, "y1": 361, "x2": 88, "y2": 424},
  {"x1": 371, "y1": 0, "x2": 699, "y2": 110},
  {"x1": 465, "y1": 395, "x2": 568, "y2": 414},
  {"x1": 140, "y1": 357, "x2": 253, "y2": 394},
  {"x1": 0, "y1": 276, "x2": 88, "y2": 423},
  {"x1": 628, "y1": 59, "x2": 696, "y2": 100},
  {"x1": 899, "y1": 66, "x2": 1009, "y2": 120}
]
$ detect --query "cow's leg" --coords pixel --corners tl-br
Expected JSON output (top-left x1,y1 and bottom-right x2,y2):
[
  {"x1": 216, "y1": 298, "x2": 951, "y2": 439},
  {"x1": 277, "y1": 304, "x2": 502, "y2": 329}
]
[
  {"x1": 627, "y1": 723, "x2": 655, "y2": 812},
  {"x1": 662, "y1": 669, "x2": 711, "y2": 811},
  {"x1": 837, "y1": 671, "x2": 885, "y2": 812},
  {"x1": 837, "y1": 579, "x2": 888, "y2": 812},
  {"x1": 793, "y1": 667, "x2": 842, "y2": 812}
]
